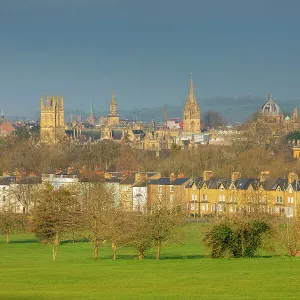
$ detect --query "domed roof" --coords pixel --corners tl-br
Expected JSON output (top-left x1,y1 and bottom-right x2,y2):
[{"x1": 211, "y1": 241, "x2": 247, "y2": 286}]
[
  {"x1": 285, "y1": 115, "x2": 290, "y2": 121},
  {"x1": 261, "y1": 93, "x2": 280, "y2": 115}
]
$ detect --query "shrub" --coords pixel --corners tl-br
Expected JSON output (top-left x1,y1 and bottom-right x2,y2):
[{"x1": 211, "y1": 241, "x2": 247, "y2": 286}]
[{"x1": 204, "y1": 215, "x2": 272, "y2": 258}]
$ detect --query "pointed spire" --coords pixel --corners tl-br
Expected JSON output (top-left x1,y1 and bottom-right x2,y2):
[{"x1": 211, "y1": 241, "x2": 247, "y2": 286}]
[
  {"x1": 189, "y1": 73, "x2": 194, "y2": 99},
  {"x1": 90, "y1": 100, "x2": 94, "y2": 114},
  {"x1": 164, "y1": 103, "x2": 168, "y2": 123},
  {"x1": 111, "y1": 90, "x2": 116, "y2": 104},
  {"x1": 1, "y1": 109, "x2": 4, "y2": 121}
]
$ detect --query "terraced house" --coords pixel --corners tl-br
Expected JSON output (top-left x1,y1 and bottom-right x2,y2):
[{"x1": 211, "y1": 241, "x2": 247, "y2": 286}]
[{"x1": 184, "y1": 171, "x2": 300, "y2": 218}]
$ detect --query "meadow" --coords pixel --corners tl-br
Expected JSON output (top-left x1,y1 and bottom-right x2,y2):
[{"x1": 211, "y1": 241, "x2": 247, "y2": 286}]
[{"x1": 1, "y1": 223, "x2": 300, "y2": 300}]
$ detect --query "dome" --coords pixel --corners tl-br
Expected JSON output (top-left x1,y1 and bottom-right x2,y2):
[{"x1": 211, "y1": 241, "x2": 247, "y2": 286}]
[
  {"x1": 285, "y1": 115, "x2": 290, "y2": 121},
  {"x1": 261, "y1": 93, "x2": 280, "y2": 115}
]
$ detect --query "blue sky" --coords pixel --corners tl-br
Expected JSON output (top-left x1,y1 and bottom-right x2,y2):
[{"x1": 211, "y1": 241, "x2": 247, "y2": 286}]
[{"x1": 1, "y1": 0, "x2": 300, "y2": 118}]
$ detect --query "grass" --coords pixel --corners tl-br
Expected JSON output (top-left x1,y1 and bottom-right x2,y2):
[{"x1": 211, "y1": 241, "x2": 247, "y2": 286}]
[{"x1": 1, "y1": 223, "x2": 300, "y2": 300}]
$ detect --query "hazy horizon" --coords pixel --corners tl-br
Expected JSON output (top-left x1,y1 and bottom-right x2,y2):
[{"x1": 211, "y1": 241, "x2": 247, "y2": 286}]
[{"x1": 1, "y1": 0, "x2": 300, "y2": 120}]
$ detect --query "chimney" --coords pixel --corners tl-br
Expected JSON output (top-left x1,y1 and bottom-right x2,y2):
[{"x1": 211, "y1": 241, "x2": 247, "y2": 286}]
[
  {"x1": 260, "y1": 171, "x2": 270, "y2": 183},
  {"x1": 288, "y1": 172, "x2": 298, "y2": 184},
  {"x1": 203, "y1": 171, "x2": 213, "y2": 181},
  {"x1": 177, "y1": 172, "x2": 185, "y2": 178},
  {"x1": 29, "y1": 171, "x2": 36, "y2": 177},
  {"x1": 135, "y1": 172, "x2": 148, "y2": 182},
  {"x1": 231, "y1": 172, "x2": 241, "y2": 182},
  {"x1": 170, "y1": 173, "x2": 177, "y2": 181}
]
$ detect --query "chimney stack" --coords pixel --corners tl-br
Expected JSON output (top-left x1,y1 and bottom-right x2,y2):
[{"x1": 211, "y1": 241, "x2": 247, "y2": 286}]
[
  {"x1": 203, "y1": 171, "x2": 213, "y2": 181},
  {"x1": 260, "y1": 171, "x2": 270, "y2": 183},
  {"x1": 135, "y1": 172, "x2": 148, "y2": 182},
  {"x1": 231, "y1": 172, "x2": 241, "y2": 182},
  {"x1": 170, "y1": 173, "x2": 177, "y2": 181},
  {"x1": 288, "y1": 172, "x2": 298, "y2": 184}
]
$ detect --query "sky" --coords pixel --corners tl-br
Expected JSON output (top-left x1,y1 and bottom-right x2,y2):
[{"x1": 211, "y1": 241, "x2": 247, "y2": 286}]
[{"x1": 0, "y1": 0, "x2": 300, "y2": 119}]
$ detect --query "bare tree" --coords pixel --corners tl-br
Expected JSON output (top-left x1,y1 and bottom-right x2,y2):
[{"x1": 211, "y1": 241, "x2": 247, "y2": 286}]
[
  {"x1": 127, "y1": 213, "x2": 153, "y2": 259},
  {"x1": 148, "y1": 195, "x2": 185, "y2": 260},
  {"x1": 82, "y1": 183, "x2": 114, "y2": 260},
  {"x1": 102, "y1": 208, "x2": 132, "y2": 260},
  {"x1": 0, "y1": 207, "x2": 27, "y2": 243},
  {"x1": 32, "y1": 184, "x2": 81, "y2": 260}
]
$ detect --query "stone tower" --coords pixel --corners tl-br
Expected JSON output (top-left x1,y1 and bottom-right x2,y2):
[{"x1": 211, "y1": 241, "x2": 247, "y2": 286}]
[
  {"x1": 40, "y1": 95, "x2": 65, "y2": 144},
  {"x1": 86, "y1": 100, "x2": 97, "y2": 125},
  {"x1": 183, "y1": 74, "x2": 201, "y2": 133},
  {"x1": 164, "y1": 103, "x2": 168, "y2": 123},
  {"x1": 107, "y1": 90, "x2": 120, "y2": 126}
]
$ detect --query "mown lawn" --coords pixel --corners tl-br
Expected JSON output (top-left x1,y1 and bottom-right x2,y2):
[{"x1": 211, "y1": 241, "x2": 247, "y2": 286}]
[{"x1": 1, "y1": 223, "x2": 300, "y2": 300}]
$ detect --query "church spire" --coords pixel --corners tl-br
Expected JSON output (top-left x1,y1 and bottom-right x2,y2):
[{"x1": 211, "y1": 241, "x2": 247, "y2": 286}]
[
  {"x1": 189, "y1": 73, "x2": 194, "y2": 99},
  {"x1": 1, "y1": 109, "x2": 4, "y2": 121},
  {"x1": 164, "y1": 103, "x2": 168, "y2": 123},
  {"x1": 111, "y1": 90, "x2": 116, "y2": 105},
  {"x1": 90, "y1": 100, "x2": 95, "y2": 115}
]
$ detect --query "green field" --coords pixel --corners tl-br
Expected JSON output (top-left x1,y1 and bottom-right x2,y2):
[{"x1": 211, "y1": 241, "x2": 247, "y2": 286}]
[{"x1": 1, "y1": 223, "x2": 300, "y2": 300}]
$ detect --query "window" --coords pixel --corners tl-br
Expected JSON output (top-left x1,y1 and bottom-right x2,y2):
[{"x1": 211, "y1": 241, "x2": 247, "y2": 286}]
[
  {"x1": 2, "y1": 196, "x2": 5, "y2": 202},
  {"x1": 192, "y1": 185, "x2": 197, "y2": 191},
  {"x1": 289, "y1": 187, "x2": 293, "y2": 194},
  {"x1": 219, "y1": 194, "x2": 225, "y2": 202},
  {"x1": 169, "y1": 185, "x2": 174, "y2": 192},
  {"x1": 276, "y1": 196, "x2": 283, "y2": 203},
  {"x1": 158, "y1": 185, "x2": 162, "y2": 194},
  {"x1": 202, "y1": 204, "x2": 208, "y2": 211},
  {"x1": 288, "y1": 197, "x2": 294, "y2": 204},
  {"x1": 169, "y1": 194, "x2": 174, "y2": 203},
  {"x1": 192, "y1": 194, "x2": 197, "y2": 201},
  {"x1": 220, "y1": 186, "x2": 224, "y2": 192}
]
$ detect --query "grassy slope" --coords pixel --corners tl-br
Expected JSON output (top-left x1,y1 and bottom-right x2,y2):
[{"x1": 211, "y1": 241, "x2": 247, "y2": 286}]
[{"x1": 1, "y1": 223, "x2": 300, "y2": 300}]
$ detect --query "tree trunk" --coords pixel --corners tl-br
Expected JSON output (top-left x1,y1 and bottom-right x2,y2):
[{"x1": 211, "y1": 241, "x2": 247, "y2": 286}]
[
  {"x1": 156, "y1": 240, "x2": 161, "y2": 260},
  {"x1": 6, "y1": 231, "x2": 10, "y2": 244},
  {"x1": 55, "y1": 232, "x2": 59, "y2": 246},
  {"x1": 112, "y1": 243, "x2": 117, "y2": 260},
  {"x1": 94, "y1": 240, "x2": 99, "y2": 260},
  {"x1": 52, "y1": 243, "x2": 57, "y2": 261},
  {"x1": 138, "y1": 249, "x2": 144, "y2": 260}
]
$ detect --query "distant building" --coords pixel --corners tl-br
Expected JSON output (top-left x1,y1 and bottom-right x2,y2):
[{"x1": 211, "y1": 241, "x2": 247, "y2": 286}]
[
  {"x1": 183, "y1": 74, "x2": 201, "y2": 134},
  {"x1": 86, "y1": 101, "x2": 97, "y2": 125},
  {"x1": 40, "y1": 95, "x2": 65, "y2": 144},
  {"x1": 107, "y1": 91, "x2": 120, "y2": 126}
]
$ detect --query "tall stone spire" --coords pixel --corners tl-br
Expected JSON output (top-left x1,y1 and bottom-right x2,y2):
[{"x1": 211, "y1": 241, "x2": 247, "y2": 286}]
[
  {"x1": 107, "y1": 90, "x2": 120, "y2": 126},
  {"x1": 164, "y1": 103, "x2": 168, "y2": 123},
  {"x1": 90, "y1": 100, "x2": 95, "y2": 115},
  {"x1": 110, "y1": 90, "x2": 117, "y2": 114},
  {"x1": 189, "y1": 73, "x2": 195, "y2": 100},
  {"x1": 183, "y1": 73, "x2": 201, "y2": 133}
]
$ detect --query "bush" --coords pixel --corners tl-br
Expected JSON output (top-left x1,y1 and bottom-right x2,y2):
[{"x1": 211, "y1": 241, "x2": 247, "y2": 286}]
[{"x1": 204, "y1": 215, "x2": 273, "y2": 258}]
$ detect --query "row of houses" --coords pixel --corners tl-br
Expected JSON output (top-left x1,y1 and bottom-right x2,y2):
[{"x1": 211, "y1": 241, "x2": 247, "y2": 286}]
[{"x1": 1, "y1": 170, "x2": 300, "y2": 218}]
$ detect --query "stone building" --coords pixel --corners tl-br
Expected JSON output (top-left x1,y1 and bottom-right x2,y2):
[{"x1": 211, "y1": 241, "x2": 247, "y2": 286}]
[
  {"x1": 183, "y1": 74, "x2": 201, "y2": 133},
  {"x1": 40, "y1": 95, "x2": 65, "y2": 144},
  {"x1": 107, "y1": 91, "x2": 120, "y2": 126}
]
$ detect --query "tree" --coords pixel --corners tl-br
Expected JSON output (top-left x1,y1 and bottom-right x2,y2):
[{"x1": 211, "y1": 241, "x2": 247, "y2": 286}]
[
  {"x1": 0, "y1": 209, "x2": 27, "y2": 243},
  {"x1": 148, "y1": 196, "x2": 185, "y2": 260},
  {"x1": 82, "y1": 183, "x2": 114, "y2": 260},
  {"x1": 32, "y1": 184, "x2": 81, "y2": 260},
  {"x1": 202, "y1": 110, "x2": 227, "y2": 128},
  {"x1": 281, "y1": 219, "x2": 300, "y2": 256},
  {"x1": 128, "y1": 213, "x2": 153, "y2": 259},
  {"x1": 102, "y1": 208, "x2": 132, "y2": 260}
]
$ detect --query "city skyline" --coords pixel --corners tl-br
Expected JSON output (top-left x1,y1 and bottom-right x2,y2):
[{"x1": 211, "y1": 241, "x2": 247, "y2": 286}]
[{"x1": 1, "y1": 0, "x2": 300, "y2": 118}]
